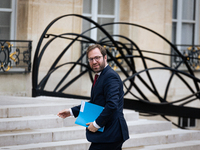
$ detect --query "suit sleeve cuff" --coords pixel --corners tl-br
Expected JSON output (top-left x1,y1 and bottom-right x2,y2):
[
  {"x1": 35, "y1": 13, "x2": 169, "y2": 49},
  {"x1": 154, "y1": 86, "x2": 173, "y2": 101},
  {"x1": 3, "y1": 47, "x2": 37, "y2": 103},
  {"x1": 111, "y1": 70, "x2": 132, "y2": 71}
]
[
  {"x1": 93, "y1": 121, "x2": 100, "y2": 129},
  {"x1": 69, "y1": 108, "x2": 74, "y2": 116}
]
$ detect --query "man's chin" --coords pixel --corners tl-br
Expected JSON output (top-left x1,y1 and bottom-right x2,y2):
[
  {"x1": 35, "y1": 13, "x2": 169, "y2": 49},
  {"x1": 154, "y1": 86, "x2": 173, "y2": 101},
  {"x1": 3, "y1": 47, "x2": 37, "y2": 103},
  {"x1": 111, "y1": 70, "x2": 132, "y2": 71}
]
[
  {"x1": 93, "y1": 70, "x2": 100, "y2": 73},
  {"x1": 93, "y1": 68, "x2": 100, "y2": 73}
]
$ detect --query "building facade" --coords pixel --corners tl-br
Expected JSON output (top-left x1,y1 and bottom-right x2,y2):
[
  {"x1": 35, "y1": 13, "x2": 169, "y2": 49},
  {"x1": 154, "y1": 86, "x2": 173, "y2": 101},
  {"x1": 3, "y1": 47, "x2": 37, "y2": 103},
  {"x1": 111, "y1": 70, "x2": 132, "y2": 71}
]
[{"x1": 0, "y1": 0, "x2": 200, "y2": 129}]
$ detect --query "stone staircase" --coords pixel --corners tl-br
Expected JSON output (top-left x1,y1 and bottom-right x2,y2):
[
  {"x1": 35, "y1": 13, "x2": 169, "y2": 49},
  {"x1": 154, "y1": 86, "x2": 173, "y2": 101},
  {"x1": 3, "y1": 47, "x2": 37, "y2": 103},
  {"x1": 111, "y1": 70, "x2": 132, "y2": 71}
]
[{"x1": 0, "y1": 96, "x2": 200, "y2": 150}]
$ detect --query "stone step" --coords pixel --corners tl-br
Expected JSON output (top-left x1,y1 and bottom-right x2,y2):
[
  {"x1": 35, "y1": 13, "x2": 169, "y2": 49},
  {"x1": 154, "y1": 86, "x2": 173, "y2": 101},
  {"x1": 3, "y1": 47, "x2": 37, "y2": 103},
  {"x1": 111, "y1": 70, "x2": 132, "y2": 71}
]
[
  {"x1": 0, "y1": 129, "x2": 200, "y2": 149},
  {"x1": 0, "y1": 96, "x2": 82, "y2": 118},
  {"x1": 0, "y1": 139, "x2": 90, "y2": 150},
  {"x1": 140, "y1": 140, "x2": 200, "y2": 150},
  {"x1": 0, "y1": 126, "x2": 85, "y2": 147},
  {"x1": 123, "y1": 129, "x2": 200, "y2": 148},
  {"x1": 0, "y1": 96, "x2": 199, "y2": 150},
  {"x1": 0, "y1": 103, "x2": 79, "y2": 118},
  {"x1": 124, "y1": 109, "x2": 139, "y2": 121},
  {"x1": 0, "y1": 115, "x2": 75, "y2": 131},
  {"x1": 127, "y1": 119, "x2": 172, "y2": 134},
  {"x1": 0, "y1": 109, "x2": 138, "y2": 132},
  {"x1": 0, "y1": 96, "x2": 81, "y2": 107},
  {"x1": 0, "y1": 119, "x2": 171, "y2": 146},
  {"x1": 0, "y1": 100, "x2": 139, "y2": 120}
]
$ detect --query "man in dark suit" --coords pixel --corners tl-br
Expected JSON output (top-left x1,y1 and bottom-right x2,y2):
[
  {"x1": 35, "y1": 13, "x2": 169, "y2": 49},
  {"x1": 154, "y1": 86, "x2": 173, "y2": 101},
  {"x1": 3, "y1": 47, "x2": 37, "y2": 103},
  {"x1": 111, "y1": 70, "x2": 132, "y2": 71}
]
[{"x1": 57, "y1": 44, "x2": 129, "y2": 150}]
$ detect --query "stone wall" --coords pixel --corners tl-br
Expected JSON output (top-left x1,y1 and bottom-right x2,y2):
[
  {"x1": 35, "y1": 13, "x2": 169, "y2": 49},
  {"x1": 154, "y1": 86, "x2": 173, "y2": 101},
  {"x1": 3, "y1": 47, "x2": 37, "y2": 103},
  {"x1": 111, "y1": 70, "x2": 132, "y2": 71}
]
[{"x1": 0, "y1": 0, "x2": 83, "y2": 97}]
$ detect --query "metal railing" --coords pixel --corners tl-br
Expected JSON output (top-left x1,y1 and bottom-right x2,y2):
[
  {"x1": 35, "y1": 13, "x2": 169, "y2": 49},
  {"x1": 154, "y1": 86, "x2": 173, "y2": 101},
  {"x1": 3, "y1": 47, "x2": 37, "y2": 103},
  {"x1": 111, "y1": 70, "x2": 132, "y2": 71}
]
[
  {"x1": 0, "y1": 40, "x2": 32, "y2": 73},
  {"x1": 171, "y1": 44, "x2": 200, "y2": 71}
]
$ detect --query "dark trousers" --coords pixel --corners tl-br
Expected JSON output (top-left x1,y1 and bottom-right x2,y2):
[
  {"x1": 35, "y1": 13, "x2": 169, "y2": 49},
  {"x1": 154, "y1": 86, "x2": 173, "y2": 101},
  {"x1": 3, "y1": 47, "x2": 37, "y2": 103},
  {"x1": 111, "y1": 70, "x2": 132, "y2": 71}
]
[{"x1": 89, "y1": 141, "x2": 124, "y2": 150}]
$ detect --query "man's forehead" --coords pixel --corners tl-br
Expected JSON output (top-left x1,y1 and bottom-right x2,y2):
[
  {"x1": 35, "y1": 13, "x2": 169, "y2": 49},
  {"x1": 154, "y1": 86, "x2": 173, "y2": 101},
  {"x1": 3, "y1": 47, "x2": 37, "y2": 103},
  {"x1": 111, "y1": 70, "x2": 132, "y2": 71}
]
[{"x1": 88, "y1": 48, "x2": 101, "y2": 56}]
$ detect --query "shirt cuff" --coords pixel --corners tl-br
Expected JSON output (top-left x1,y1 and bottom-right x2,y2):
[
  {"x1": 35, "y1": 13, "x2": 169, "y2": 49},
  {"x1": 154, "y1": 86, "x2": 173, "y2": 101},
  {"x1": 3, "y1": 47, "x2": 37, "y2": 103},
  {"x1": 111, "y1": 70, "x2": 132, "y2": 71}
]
[
  {"x1": 69, "y1": 108, "x2": 74, "y2": 116},
  {"x1": 93, "y1": 121, "x2": 100, "y2": 129}
]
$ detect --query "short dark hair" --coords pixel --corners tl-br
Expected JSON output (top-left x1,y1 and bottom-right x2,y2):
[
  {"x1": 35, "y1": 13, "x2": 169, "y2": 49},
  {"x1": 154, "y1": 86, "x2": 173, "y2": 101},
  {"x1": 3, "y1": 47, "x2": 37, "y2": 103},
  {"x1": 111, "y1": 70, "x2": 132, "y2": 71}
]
[{"x1": 86, "y1": 44, "x2": 107, "y2": 57}]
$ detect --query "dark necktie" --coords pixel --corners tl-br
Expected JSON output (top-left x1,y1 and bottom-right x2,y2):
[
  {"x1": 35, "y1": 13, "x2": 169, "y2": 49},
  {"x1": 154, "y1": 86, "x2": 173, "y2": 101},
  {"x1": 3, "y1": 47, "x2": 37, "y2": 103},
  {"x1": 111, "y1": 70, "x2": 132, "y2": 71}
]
[{"x1": 93, "y1": 74, "x2": 99, "y2": 87}]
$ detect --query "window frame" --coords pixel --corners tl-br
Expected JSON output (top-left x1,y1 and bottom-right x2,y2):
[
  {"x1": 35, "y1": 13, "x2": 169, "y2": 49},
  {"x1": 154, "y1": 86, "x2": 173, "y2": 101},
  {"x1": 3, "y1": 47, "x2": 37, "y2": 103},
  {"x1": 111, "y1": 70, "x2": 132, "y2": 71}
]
[
  {"x1": 172, "y1": 0, "x2": 199, "y2": 45},
  {"x1": 0, "y1": 0, "x2": 17, "y2": 40},
  {"x1": 82, "y1": 0, "x2": 120, "y2": 41}
]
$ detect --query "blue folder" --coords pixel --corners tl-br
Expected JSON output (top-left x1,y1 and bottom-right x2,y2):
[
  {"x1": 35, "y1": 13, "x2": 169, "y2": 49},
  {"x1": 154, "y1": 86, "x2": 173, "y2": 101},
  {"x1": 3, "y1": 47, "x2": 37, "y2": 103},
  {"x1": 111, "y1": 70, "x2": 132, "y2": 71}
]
[{"x1": 75, "y1": 101, "x2": 104, "y2": 132}]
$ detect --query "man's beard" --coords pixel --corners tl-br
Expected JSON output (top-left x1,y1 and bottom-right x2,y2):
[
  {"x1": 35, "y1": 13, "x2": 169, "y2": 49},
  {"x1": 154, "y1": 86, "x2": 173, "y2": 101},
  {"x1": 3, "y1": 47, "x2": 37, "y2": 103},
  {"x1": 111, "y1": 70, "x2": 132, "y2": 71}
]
[{"x1": 92, "y1": 59, "x2": 106, "y2": 73}]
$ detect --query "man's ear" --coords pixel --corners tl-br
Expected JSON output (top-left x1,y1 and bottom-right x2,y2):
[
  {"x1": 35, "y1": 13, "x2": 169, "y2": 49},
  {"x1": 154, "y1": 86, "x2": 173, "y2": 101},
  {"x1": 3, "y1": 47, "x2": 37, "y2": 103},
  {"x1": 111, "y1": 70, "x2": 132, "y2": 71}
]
[{"x1": 104, "y1": 55, "x2": 107, "y2": 61}]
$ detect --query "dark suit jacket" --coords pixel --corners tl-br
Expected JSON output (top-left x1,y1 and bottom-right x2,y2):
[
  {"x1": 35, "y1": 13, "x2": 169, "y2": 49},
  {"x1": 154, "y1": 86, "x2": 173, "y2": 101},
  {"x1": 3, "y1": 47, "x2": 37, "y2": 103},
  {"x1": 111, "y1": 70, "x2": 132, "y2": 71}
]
[{"x1": 71, "y1": 65, "x2": 129, "y2": 143}]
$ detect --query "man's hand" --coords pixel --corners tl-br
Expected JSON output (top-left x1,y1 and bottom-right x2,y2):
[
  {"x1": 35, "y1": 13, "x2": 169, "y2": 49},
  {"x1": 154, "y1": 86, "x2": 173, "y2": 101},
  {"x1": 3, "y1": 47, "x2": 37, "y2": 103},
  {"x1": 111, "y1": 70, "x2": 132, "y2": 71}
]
[
  {"x1": 57, "y1": 109, "x2": 71, "y2": 119},
  {"x1": 86, "y1": 122, "x2": 98, "y2": 132}
]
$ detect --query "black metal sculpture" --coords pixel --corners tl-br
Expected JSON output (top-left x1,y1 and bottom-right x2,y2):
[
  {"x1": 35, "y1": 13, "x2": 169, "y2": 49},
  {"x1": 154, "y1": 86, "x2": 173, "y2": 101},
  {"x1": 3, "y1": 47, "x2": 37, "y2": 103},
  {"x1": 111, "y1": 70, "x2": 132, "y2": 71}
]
[{"x1": 32, "y1": 14, "x2": 200, "y2": 128}]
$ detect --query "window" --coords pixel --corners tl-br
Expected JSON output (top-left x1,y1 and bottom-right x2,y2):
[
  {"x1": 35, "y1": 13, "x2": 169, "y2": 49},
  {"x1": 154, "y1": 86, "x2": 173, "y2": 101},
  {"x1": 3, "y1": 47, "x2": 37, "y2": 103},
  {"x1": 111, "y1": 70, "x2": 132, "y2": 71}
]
[
  {"x1": 0, "y1": 0, "x2": 17, "y2": 40},
  {"x1": 172, "y1": 0, "x2": 199, "y2": 45},
  {"x1": 171, "y1": 0, "x2": 200, "y2": 70},
  {"x1": 82, "y1": 0, "x2": 120, "y2": 41}
]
